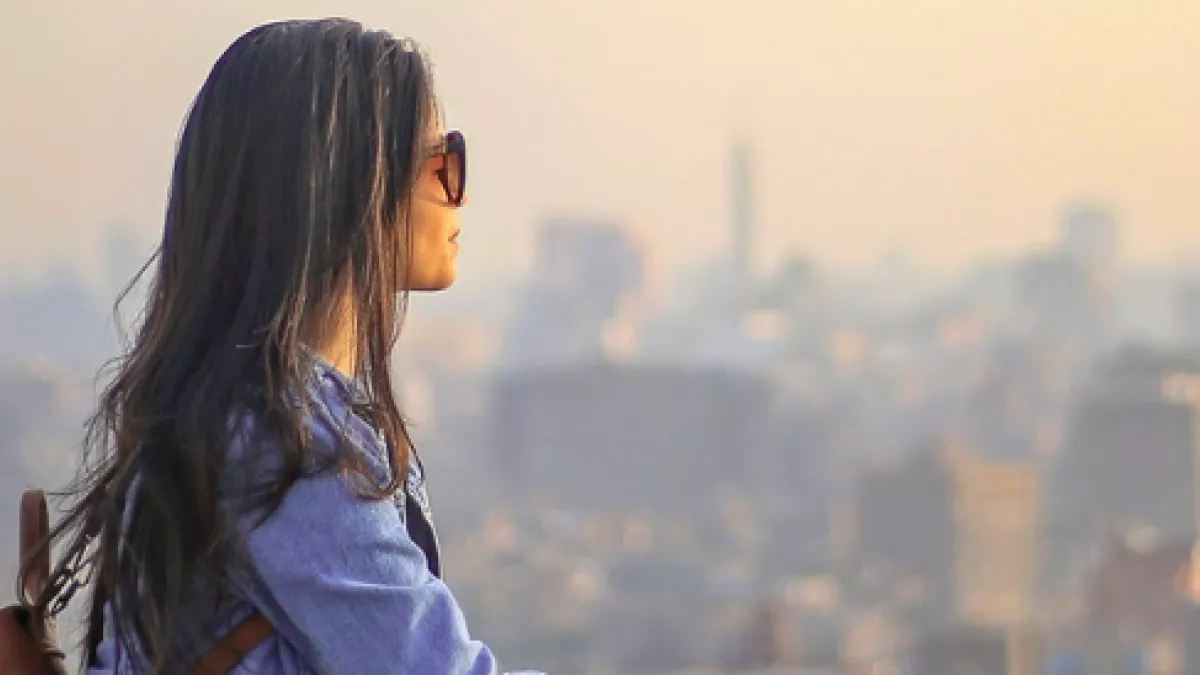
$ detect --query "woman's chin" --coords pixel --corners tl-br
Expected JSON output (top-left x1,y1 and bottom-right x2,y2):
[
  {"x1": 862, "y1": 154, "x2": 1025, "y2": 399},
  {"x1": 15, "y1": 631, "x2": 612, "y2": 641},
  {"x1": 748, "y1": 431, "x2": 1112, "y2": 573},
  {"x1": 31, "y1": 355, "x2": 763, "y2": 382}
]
[{"x1": 405, "y1": 271, "x2": 457, "y2": 292}]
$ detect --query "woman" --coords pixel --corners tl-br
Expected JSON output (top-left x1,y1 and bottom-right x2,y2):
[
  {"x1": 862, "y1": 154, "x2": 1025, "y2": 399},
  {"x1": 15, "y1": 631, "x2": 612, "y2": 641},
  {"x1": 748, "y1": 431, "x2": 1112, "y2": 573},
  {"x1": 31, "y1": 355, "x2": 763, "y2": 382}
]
[{"x1": 25, "y1": 18, "x2": 520, "y2": 675}]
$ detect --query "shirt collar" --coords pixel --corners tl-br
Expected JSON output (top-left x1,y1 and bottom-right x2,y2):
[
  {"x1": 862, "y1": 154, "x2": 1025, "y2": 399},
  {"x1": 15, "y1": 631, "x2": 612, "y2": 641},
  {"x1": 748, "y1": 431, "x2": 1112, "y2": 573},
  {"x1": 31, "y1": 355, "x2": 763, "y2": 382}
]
[{"x1": 300, "y1": 344, "x2": 367, "y2": 404}]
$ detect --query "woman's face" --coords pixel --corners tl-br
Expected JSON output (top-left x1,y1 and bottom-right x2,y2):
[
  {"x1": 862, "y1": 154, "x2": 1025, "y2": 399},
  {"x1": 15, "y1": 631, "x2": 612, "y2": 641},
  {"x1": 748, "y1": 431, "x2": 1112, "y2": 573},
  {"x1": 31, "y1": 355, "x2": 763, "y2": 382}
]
[{"x1": 404, "y1": 123, "x2": 466, "y2": 291}]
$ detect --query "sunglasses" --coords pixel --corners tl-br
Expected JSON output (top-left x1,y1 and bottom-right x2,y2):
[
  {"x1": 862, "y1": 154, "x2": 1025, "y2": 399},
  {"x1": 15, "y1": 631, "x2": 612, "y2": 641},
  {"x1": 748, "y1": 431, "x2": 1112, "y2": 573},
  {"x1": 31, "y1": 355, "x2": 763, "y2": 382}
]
[{"x1": 426, "y1": 130, "x2": 467, "y2": 207}]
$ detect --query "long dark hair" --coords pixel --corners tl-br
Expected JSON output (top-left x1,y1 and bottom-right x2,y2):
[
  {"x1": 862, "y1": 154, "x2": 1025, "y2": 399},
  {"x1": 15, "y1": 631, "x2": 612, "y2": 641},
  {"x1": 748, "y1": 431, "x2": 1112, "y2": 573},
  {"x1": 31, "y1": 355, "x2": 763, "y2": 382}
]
[{"x1": 19, "y1": 18, "x2": 437, "y2": 674}]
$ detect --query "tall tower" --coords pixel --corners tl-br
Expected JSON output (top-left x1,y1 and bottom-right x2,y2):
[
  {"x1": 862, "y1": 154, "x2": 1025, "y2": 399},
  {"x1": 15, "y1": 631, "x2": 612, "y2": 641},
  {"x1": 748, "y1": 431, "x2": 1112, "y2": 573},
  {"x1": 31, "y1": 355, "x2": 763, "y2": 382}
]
[{"x1": 731, "y1": 139, "x2": 756, "y2": 298}]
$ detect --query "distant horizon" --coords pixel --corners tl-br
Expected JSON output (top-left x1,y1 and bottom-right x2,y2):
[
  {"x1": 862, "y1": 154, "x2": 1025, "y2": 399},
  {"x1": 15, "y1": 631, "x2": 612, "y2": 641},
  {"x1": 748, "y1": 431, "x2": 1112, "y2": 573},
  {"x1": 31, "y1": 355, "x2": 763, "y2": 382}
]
[{"x1": 4, "y1": 209, "x2": 1197, "y2": 311}]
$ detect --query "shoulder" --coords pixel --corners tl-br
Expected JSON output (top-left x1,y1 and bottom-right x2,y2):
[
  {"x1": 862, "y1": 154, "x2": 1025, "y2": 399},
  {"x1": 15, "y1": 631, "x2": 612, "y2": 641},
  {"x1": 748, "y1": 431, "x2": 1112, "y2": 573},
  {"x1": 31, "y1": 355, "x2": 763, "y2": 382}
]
[{"x1": 220, "y1": 369, "x2": 397, "y2": 511}]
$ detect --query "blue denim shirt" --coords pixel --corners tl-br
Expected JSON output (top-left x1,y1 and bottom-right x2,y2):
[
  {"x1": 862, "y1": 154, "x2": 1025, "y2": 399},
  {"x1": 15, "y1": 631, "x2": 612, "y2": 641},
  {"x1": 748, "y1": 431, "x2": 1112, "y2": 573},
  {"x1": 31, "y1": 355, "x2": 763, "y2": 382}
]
[{"x1": 87, "y1": 353, "x2": 529, "y2": 674}]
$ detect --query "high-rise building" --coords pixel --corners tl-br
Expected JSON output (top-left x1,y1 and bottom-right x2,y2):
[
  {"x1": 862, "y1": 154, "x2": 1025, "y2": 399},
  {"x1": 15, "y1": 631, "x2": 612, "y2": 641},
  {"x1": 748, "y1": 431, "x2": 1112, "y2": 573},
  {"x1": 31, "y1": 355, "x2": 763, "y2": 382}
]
[
  {"x1": 855, "y1": 445, "x2": 956, "y2": 596},
  {"x1": 535, "y1": 217, "x2": 644, "y2": 308},
  {"x1": 1054, "y1": 347, "x2": 1200, "y2": 551},
  {"x1": 855, "y1": 439, "x2": 1040, "y2": 629},
  {"x1": 502, "y1": 217, "x2": 646, "y2": 368},
  {"x1": 489, "y1": 362, "x2": 772, "y2": 519},
  {"x1": 730, "y1": 138, "x2": 756, "y2": 295},
  {"x1": 953, "y1": 453, "x2": 1041, "y2": 629},
  {"x1": 1011, "y1": 203, "x2": 1119, "y2": 349}
]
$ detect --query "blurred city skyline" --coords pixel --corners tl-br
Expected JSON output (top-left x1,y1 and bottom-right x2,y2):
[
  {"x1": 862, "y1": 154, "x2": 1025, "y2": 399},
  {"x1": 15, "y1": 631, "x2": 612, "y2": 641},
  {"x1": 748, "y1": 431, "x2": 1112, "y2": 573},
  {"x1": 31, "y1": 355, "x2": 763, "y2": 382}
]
[{"x1": 3, "y1": 0, "x2": 1200, "y2": 290}]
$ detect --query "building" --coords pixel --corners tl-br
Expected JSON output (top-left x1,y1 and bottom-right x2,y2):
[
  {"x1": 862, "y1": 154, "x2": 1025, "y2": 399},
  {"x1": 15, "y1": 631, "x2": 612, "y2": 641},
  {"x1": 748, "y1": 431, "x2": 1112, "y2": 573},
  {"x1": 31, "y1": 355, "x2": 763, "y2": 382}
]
[
  {"x1": 1054, "y1": 347, "x2": 1200, "y2": 553},
  {"x1": 910, "y1": 624, "x2": 1042, "y2": 675},
  {"x1": 489, "y1": 362, "x2": 772, "y2": 520},
  {"x1": 730, "y1": 138, "x2": 756, "y2": 301},
  {"x1": 1013, "y1": 253, "x2": 1110, "y2": 346},
  {"x1": 855, "y1": 443, "x2": 955, "y2": 602},
  {"x1": 1010, "y1": 203, "x2": 1120, "y2": 350},
  {"x1": 1174, "y1": 279, "x2": 1200, "y2": 347},
  {"x1": 535, "y1": 217, "x2": 645, "y2": 307},
  {"x1": 1060, "y1": 203, "x2": 1118, "y2": 278},
  {"x1": 855, "y1": 438, "x2": 1040, "y2": 629},
  {"x1": 1088, "y1": 532, "x2": 1193, "y2": 638},
  {"x1": 1084, "y1": 532, "x2": 1196, "y2": 674},
  {"x1": 503, "y1": 217, "x2": 647, "y2": 368},
  {"x1": 953, "y1": 452, "x2": 1041, "y2": 629}
]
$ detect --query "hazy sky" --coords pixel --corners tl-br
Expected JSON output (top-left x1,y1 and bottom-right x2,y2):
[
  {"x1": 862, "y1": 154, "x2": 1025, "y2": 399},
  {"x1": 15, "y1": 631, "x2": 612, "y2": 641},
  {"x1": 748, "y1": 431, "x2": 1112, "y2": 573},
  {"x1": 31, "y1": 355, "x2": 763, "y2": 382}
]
[{"x1": 2, "y1": 0, "x2": 1199, "y2": 287}]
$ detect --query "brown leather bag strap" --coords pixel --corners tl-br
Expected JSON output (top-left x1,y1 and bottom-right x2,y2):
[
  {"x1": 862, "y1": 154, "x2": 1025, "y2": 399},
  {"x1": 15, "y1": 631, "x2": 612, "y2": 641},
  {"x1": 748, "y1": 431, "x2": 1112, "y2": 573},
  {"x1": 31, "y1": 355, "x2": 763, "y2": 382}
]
[
  {"x1": 17, "y1": 490, "x2": 69, "y2": 675},
  {"x1": 19, "y1": 490, "x2": 50, "y2": 606},
  {"x1": 187, "y1": 611, "x2": 274, "y2": 675}
]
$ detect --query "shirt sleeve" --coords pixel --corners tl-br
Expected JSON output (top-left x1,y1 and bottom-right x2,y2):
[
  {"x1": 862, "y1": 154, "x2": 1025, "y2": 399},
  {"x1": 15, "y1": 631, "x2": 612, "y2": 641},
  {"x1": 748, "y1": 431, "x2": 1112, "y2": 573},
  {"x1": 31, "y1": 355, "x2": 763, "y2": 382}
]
[{"x1": 240, "y1": 465, "x2": 502, "y2": 675}]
